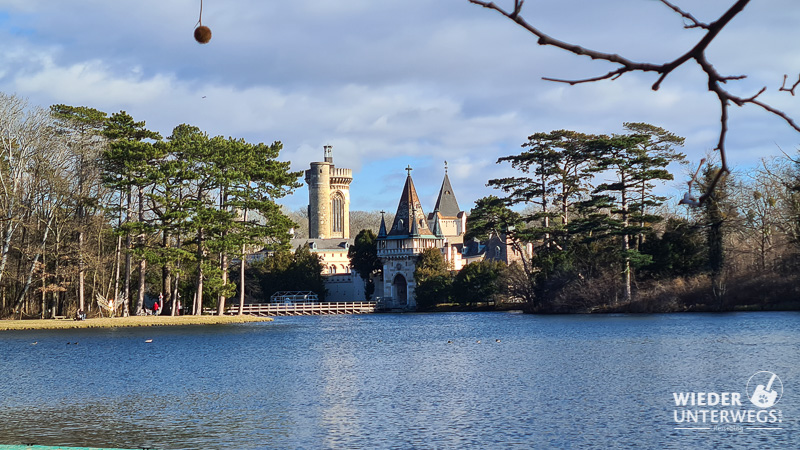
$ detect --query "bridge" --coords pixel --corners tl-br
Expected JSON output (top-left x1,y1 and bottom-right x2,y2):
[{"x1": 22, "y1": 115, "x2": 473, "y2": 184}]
[{"x1": 211, "y1": 301, "x2": 378, "y2": 317}]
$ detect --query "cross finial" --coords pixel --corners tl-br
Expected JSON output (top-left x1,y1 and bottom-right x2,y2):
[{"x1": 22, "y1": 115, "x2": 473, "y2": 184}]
[
  {"x1": 405, "y1": 165, "x2": 413, "y2": 177},
  {"x1": 444, "y1": 160, "x2": 448, "y2": 174}
]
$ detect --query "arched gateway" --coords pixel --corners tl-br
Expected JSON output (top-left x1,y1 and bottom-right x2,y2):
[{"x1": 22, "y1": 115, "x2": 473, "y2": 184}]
[{"x1": 392, "y1": 274, "x2": 408, "y2": 307}]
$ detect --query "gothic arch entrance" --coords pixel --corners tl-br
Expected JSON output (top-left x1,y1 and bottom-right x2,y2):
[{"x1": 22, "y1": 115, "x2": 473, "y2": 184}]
[{"x1": 393, "y1": 274, "x2": 408, "y2": 307}]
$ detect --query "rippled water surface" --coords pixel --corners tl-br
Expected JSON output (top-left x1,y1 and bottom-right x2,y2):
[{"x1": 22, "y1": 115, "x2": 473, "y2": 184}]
[{"x1": 1, "y1": 312, "x2": 798, "y2": 449}]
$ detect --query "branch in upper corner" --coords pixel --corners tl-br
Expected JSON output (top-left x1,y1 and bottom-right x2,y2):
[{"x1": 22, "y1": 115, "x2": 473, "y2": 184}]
[
  {"x1": 658, "y1": 0, "x2": 709, "y2": 29},
  {"x1": 542, "y1": 69, "x2": 627, "y2": 85},
  {"x1": 468, "y1": 0, "x2": 797, "y2": 206},
  {"x1": 780, "y1": 74, "x2": 800, "y2": 96}
]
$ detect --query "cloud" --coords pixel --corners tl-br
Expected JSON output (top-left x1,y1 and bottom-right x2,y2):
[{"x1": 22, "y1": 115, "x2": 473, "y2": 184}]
[{"x1": 0, "y1": 0, "x2": 798, "y2": 215}]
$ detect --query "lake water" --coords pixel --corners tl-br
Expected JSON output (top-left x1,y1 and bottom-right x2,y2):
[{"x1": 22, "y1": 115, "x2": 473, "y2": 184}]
[{"x1": 0, "y1": 312, "x2": 798, "y2": 449}]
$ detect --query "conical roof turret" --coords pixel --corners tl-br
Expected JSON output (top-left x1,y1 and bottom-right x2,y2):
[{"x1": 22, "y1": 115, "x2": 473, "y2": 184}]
[
  {"x1": 388, "y1": 167, "x2": 433, "y2": 238},
  {"x1": 431, "y1": 164, "x2": 461, "y2": 218},
  {"x1": 431, "y1": 209, "x2": 444, "y2": 238},
  {"x1": 378, "y1": 211, "x2": 388, "y2": 238}
]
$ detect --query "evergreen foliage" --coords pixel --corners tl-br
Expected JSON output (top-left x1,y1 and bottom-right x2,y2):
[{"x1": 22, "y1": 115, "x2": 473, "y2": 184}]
[
  {"x1": 245, "y1": 247, "x2": 325, "y2": 301},
  {"x1": 348, "y1": 229, "x2": 382, "y2": 300},
  {"x1": 413, "y1": 247, "x2": 452, "y2": 309}
]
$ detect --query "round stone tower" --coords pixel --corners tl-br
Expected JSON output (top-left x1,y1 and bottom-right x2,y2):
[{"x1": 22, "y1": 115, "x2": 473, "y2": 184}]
[{"x1": 305, "y1": 145, "x2": 352, "y2": 239}]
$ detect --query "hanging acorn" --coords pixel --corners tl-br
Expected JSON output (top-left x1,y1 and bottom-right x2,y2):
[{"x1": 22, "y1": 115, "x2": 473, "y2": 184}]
[{"x1": 194, "y1": 0, "x2": 211, "y2": 44}]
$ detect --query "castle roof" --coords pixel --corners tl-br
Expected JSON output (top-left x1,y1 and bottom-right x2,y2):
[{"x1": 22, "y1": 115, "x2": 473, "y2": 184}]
[
  {"x1": 387, "y1": 172, "x2": 434, "y2": 238},
  {"x1": 378, "y1": 212, "x2": 388, "y2": 238},
  {"x1": 431, "y1": 210, "x2": 444, "y2": 238},
  {"x1": 431, "y1": 172, "x2": 461, "y2": 218}
]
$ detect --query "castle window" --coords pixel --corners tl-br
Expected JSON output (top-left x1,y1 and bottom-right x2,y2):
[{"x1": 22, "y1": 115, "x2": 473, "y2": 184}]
[{"x1": 331, "y1": 193, "x2": 344, "y2": 234}]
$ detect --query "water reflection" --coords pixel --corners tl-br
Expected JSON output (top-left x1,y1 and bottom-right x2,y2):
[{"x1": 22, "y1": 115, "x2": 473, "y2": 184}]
[{"x1": 0, "y1": 312, "x2": 798, "y2": 449}]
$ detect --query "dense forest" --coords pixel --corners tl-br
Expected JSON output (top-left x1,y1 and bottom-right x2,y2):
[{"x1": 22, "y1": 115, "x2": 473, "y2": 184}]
[
  {"x1": 415, "y1": 124, "x2": 800, "y2": 313},
  {"x1": 0, "y1": 93, "x2": 302, "y2": 319}
]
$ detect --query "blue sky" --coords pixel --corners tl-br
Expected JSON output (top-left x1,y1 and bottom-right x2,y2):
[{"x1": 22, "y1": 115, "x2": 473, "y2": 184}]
[{"x1": 0, "y1": 0, "x2": 798, "y2": 214}]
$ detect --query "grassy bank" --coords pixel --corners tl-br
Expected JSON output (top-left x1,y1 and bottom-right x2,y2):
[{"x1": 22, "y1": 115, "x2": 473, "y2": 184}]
[{"x1": 0, "y1": 314, "x2": 272, "y2": 331}]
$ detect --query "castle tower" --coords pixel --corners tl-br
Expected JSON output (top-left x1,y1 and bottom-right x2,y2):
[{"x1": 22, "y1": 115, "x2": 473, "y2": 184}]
[
  {"x1": 377, "y1": 166, "x2": 445, "y2": 310},
  {"x1": 305, "y1": 145, "x2": 352, "y2": 239},
  {"x1": 427, "y1": 162, "x2": 466, "y2": 245}
]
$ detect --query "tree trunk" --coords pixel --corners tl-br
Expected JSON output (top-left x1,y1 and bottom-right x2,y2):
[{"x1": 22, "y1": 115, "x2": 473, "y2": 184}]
[
  {"x1": 78, "y1": 228, "x2": 85, "y2": 312},
  {"x1": 77, "y1": 162, "x2": 86, "y2": 313},
  {"x1": 123, "y1": 186, "x2": 132, "y2": 316},
  {"x1": 621, "y1": 174, "x2": 631, "y2": 304},
  {"x1": 112, "y1": 193, "x2": 123, "y2": 314},
  {"x1": 135, "y1": 188, "x2": 146, "y2": 315},
  {"x1": 40, "y1": 252, "x2": 46, "y2": 319},
  {"x1": 194, "y1": 227, "x2": 205, "y2": 315},
  {"x1": 161, "y1": 230, "x2": 172, "y2": 314},
  {"x1": 217, "y1": 251, "x2": 228, "y2": 316},
  {"x1": 171, "y1": 232, "x2": 182, "y2": 317},
  {"x1": 217, "y1": 189, "x2": 228, "y2": 316},
  {"x1": 238, "y1": 210, "x2": 248, "y2": 315},
  {"x1": 14, "y1": 214, "x2": 54, "y2": 309}
]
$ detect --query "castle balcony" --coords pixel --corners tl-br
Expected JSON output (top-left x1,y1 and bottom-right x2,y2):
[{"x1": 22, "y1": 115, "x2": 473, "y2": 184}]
[
  {"x1": 330, "y1": 167, "x2": 353, "y2": 184},
  {"x1": 377, "y1": 248, "x2": 418, "y2": 258}
]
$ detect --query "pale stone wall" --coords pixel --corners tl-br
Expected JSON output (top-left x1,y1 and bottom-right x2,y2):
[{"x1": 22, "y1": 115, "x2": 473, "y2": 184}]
[{"x1": 306, "y1": 162, "x2": 331, "y2": 239}]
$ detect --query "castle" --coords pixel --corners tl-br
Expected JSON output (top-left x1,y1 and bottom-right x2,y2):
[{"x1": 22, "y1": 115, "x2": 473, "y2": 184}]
[
  {"x1": 375, "y1": 166, "x2": 467, "y2": 309},
  {"x1": 298, "y1": 147, "x2": 468, "y2": 308}
]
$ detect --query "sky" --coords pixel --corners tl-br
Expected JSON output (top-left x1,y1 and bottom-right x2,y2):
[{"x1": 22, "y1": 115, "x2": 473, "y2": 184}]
[{"x1": 0, "y1": 0, "x2": 798, "y2": 215}]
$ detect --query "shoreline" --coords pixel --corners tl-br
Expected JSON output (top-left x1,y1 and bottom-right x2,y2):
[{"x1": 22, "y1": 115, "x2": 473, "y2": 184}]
[{"x1": 0, "y1": 315, "x2": 273, "y2": 331}]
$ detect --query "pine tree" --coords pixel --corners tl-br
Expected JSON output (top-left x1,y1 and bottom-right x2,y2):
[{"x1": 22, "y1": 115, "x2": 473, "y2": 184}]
[{"x1": 101, "y1": 111, "x2": 162, "y2": 315}]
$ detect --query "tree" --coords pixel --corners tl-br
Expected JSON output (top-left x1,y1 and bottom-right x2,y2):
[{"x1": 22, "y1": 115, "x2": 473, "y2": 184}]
[
  {"x1": 0, "y1": 94, "x2": 51, "y2": 300},
  {"x1": 349, "y1": 210, "x2": 393, "y2": 237},
  {"x1": 452, "y1": 260, "x2": 506, "y2": 305},
  {"x1": 466, "y1": 195, "x2": 537, "y2": 304},
  {"x1": 348, "y1": 229, "x2": 382, "y2": 300},
  {"x1": 699, "y1": 165, "x2": 736, "y2": 306},
  {"x1": 621, "y1": 122, "x2": 686, "y2": 249},
  {"x1": 50, "y1": 104, "x2": 108, "y2": 315},
  {"x1": 413, "y1": 247, "x2": 452, "y2": 309},
  {"x1": 101, "y1": 111, "x2": 162, "y2": 315},
  {"x1": 468, "y1": 0, "x2": 800, "y2": 203},
  {"x1": 640, "y1": 217, "x2": 706, "y2": 279},
  {"x1": 590, "y1": 125, "x2": 685, "y2": 303},
  {"x1": 490, "y1": 130, "x2": 595, "y2": 231},
  {"x1": 247, "y1": 247, "x2": 325, "y2": 301}
]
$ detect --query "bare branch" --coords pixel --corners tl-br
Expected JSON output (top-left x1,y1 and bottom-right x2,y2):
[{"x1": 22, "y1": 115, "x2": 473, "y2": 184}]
[
  {"x1": 659, "y1": 0, "x2": 709, "y2": 29},
  {"x1": 542, "y1": 68, "x2": 628, "y2": 85},
  {"x1": 779, "y1": 74, "x2": 800, "y2": 96}
]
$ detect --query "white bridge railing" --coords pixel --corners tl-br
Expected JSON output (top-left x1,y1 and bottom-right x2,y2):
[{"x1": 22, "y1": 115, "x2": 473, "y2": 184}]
[{"x1": 209, "y1": 301, "x2": 378, "y2": 316}]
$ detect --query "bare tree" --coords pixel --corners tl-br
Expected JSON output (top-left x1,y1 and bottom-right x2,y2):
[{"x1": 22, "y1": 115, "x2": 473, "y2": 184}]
[
  {"x1": 13, "y1": 131, "x2": 71, "y2": 312},
  {"x1": 0, "y1": 95, "x2": 53, "y2": 304},
  {"x1": 468, "y1": 0, "x2": 799, "y2": 203}
]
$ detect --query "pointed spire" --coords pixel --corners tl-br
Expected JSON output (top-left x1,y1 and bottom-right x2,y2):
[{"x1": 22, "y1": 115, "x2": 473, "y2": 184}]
[
  {"x1": 378, "y1": 210, "x2": 387, "y2": 238},
  {"x1": 388, "y1": 167, "x2": 433, "y2": 237},
  {"x1": 432, "y1": 209, "x2": 444, "y2": 238},
  {"x1": 432, "y1": 166, "x2": 461, "y2": 218}
]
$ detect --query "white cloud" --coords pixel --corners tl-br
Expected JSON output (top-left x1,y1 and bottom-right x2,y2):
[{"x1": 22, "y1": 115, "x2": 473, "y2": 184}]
[{"x1": 0, "y1": 0, "x2": 798, "y2": 213}]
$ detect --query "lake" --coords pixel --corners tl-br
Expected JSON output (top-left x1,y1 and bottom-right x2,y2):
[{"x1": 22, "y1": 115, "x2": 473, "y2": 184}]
[{"x1": 0, "y1": 312, "x2": 798, "y2": 449}]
